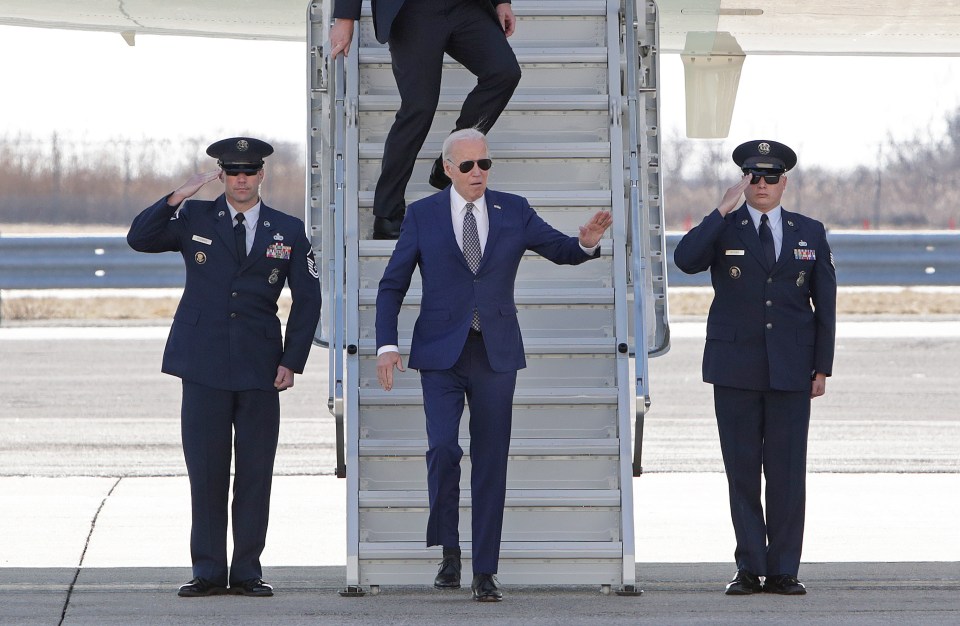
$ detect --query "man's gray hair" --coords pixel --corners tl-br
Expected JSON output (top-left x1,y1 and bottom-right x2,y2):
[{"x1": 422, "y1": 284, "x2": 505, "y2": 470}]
[{"x1": 441, "y1": 128, "x2": 488, "y2": 162}]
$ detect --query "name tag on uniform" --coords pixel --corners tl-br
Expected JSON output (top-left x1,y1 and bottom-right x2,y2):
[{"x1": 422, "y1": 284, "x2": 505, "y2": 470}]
[
  {"x1": 725, "y1": 249, "x2": 745, "y2": 256},
  {"x1": 794, "y1": 249, "x2": 816, "y2": 261},
  {"x1": 266, "y1": 243, "x2": 292, "y2": 259},
  {"x1": 192, "y1": 235, "x2": 212, "y2": 245}
]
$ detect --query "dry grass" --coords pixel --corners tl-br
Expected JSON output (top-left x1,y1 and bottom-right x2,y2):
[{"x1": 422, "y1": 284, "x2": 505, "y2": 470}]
[
  {"x1": 2, "y1": 288, "x2": 958, "y2": 324},
  {"x1": 668, "y1": 287, "x2": 960, "y2": 317}
]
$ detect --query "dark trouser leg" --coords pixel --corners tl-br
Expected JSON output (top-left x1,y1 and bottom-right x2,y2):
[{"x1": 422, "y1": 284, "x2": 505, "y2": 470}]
[
  {"x1": 714, "y1": 386, "x2": 767, "y2": 575},
  {"x1": 445, "y1": 2, "x2": 521, "y2": 135},
  {"x1": 762, "y1": 390, "x2": 810, "y2": 577},
  {"x1": 373, "y1": 3, "x2": 447, "y2": 219},
  {"x1": 421, "y1": 361, "x2": 469, "y2": 551},
  {"x1": 228, "y1": 388, "x2": 281, "y2": 584},
  {"x1": 181, "y1": 382, "x2": 233, "y2": 585},
  {"x1": 465, "y1": 336, "x2": 516, "y2": 575}
]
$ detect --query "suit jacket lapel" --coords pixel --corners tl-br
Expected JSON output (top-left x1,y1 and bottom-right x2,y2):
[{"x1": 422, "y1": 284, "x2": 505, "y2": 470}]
[
  {"x1": 243, "y1": 204, "x2": 276, "y2": 271},
  {"x1": 734, "y1": 204, "x2": 768, "y2": 269},
  {"x1": 212, "y1": 195, "x2": 240, "y2": 262},
  {"x1": 437, "y1": 191, "x2": 471, "y2": 272},
  {"x1": 775, "y1": 208, "x2": 802, "y2": 273},
  {"x1": 478, "y1": 190, "x2": 502, "y2": 273}
]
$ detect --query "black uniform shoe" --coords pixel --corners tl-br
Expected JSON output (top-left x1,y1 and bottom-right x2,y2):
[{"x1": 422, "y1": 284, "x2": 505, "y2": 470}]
[
  {"x1": 177, "y1": 577, "x2": 228, "y2": 597},
  {"x1": 373, "y1": 216, "x2": 403, "y2": 240},
  {"x1": 231, "y1": 578, "x2": 274, "y2": 597},
  {"x1": 764, "y1": 574, "x2": 807, "y2": 595},
  {"x1": 428, "y1": 156, "x2": 451, "y2": 190},
  {"x1": 471, "y1": 573, "x2": 503, "y2": 602},
  {"x1": 724, "y1": 570, "x2": 764, "y2": 595},
  {"x1": 434, "y1": 555, "x2": 462, "y2": 589}
]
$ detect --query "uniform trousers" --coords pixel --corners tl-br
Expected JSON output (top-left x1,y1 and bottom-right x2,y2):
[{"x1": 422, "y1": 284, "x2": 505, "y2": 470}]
[
  {"x1": 374, "y1": 0, "x2": 521, "y2": 219},
  {"x1": 714, "y1": 385, "x2": 811, "y2": 577},
  {"x1": 420, "y1": 333, "x2": 517, "y2": 575},
  {"x1": 181, "y1": 381, "x2": 280, "y2": 585}
]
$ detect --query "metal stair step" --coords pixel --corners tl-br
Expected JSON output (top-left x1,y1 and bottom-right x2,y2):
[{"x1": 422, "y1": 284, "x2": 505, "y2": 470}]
[
  {"x1": 358, "y1": 141, "x2": 610, "y2": 160},
  {"x1": 359, "y1": 438, "x2": 620, "y2": 457},
  {"x1": 358, "y1": 489, "x2": 623, "y2": 508},
  {"x1": 359, "y1": 47, "x2": 609, "y2": 66}
]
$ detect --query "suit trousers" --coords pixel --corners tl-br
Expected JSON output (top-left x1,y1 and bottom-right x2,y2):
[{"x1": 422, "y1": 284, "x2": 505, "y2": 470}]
[
  {"x1": 420, "y1": 333, "x2": 517, "y2": 575},
  {"x1": 374, "y1": 0, "x2": 521, "y2": 219},
  {"x1": 181, "y1": 381, "x2": 280, "y2": 585},
  {"x1": 713, "y1": 385, "x2": 811, "y2": 577}
]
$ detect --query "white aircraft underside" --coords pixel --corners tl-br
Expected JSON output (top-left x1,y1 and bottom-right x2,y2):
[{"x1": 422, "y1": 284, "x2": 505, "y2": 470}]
[{"x1": 2, "y1": 0, "x2": 959, "y2": 136}]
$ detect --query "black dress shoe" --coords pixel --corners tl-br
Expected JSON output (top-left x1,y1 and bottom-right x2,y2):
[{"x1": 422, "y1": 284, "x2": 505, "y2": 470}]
[
  {"x1": 231, "y1": 578, "x2": 274, "y2": 597},
  {"x1": 471, "y1": 573, "x2": 502, "y2": 602},
  {"x1": 764, "y1": 574, "x2": 807, "y2": 595},
  {"x1": 434, "y1": 555, "x2": 462, "y2": 589},
  {"x1": 177, "y1": 577, "x2": 228, "y2": 597},
  {"x1": 428, "y1": 155, "x2": 450, "y2": 190},
  {"x1": 724, "y1": 570, "x2": 763, "y2": 595},
  {"x1": 373, "y1": 216, "x2": 403, "y2": 240}
]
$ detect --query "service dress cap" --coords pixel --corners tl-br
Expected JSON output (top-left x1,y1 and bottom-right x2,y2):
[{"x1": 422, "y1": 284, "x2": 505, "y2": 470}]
[
  {"x1": 206, "y1": 137, "x2": 274, "y2": 169},
  {"x1": 732, "y1": 139, "x2": 797, "y2": 173}
]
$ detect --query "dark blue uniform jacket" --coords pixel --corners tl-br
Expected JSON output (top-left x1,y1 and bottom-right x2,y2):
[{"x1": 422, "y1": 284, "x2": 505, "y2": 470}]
[
  {"x1": 127, "y1": 194, "x2": 322, "y2": 391},
  {"x1": 674, "y1": 204, "x2": 836, "y2": 392}
]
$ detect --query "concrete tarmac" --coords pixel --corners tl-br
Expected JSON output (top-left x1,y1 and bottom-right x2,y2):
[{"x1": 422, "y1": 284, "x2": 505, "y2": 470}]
[{"x1": 1, "y1": 320, "x2": 959, "y2": 624}]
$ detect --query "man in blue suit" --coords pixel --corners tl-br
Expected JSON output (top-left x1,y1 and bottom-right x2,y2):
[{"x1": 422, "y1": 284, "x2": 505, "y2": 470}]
[
  {"x1": 375, "y1": 128, "x2": 611, "y2": 601},
  {"x1": 329, "y1": 0, "x2": 521, "y2": 239},
  {"x1": 127, "y1": 137, "x2": 322, "y2": 598},
  {"x1": 674, "y1": 140, "x2": 837, "y2": 596}
]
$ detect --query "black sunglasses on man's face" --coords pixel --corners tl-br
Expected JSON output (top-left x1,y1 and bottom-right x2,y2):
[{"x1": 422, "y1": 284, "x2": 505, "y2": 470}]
[
  {"x1": 448, "y1": 158, "x2": 493, "y2": 174},
  {"x1": 744, "y1": 169, "x2": 783, "y2": 185}
]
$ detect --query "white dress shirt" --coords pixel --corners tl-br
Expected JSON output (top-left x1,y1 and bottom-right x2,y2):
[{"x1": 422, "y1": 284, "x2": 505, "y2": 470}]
[
  {"x1": 746, "y1": 204, "x2": 783, "y2": 261},
  {"x1": 227, "y1": 200, "x2": 261, "y2": 255}
]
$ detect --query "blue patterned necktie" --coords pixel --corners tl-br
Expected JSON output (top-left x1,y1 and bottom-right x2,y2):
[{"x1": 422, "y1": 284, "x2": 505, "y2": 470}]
[
  {"x1": 759, "y1": 213, "x2": 776, "y2": 269},
  {"x1": 462, "y1": 202, "x2": 482, "y2": 331},
  {"x1": 234, "y1": 213, "x2": 247, "y2": 261}
]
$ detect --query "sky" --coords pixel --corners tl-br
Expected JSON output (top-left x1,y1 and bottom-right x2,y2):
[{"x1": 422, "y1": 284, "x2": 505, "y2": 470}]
[{"x1": 3, "y1": 24, "x2": 960, "y2": 171}]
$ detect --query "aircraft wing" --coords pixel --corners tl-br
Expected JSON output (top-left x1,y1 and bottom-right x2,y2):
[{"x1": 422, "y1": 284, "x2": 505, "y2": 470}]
[
  {"x1": 2, "y1": 0, "x2": 959, "y2": 136},
  {"x1": 0, "y1": 0, "x2": 307, "y2": 41}
]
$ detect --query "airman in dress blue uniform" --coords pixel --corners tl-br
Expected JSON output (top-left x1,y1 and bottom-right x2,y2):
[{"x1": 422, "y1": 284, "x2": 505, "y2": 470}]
[
  {"x1": 674, "y1": 140, "x2": 837, "y2": 596},
  {"x1": 127, "y1": 137, "x2": 322, "y2": 598}
]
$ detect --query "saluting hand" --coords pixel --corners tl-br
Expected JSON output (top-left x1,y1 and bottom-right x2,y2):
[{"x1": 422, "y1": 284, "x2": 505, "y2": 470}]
[
  {"x1": 376, "y1": 351, "x2": 405, "y2": 392},
  {"x1": 718, "y1": 174, "x2": 752, "y2": 216},
  {"x1": 578, "y1": 210, "x2": 613, "y2": 249},
  {"x1": 168, "y1": 170, "x2": 220, "y2": 206},
  {"x1": 329, "y1": 18, "x2": 355, "y2": 58},
  {"x1": 497, "y1": 4, "x2": 516, "y2": 37}
]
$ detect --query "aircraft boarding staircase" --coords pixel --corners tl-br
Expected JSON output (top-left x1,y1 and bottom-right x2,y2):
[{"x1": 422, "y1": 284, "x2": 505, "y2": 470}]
[{"x1": 307, "y1": 0, "x2": 669, "y2": 595}]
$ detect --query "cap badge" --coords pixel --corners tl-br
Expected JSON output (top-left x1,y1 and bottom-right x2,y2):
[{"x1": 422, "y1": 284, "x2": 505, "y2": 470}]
[
  {"x1": 758, "y1": 142, "x2": 771, "y2": 154},
  {"x1": 236, "y1": 139, "x2": 249, "y2": 152}
]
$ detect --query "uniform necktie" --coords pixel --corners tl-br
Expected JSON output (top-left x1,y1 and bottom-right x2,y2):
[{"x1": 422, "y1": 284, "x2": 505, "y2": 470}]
[
  {"x1": 759, "y1": 213, "x2": 776, "y2": 269},
  {"x1": 234, "y1": 213, "x2": 247, "y2": 261},
  {"x1": 462, "y1": 202, "x2": 482, "y2": 331}
]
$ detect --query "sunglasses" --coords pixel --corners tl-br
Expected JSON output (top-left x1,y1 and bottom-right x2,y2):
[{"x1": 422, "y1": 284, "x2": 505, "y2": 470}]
[
  {"x1": 744, "y1": 169, "x2": 783, "y2": 185},
  {"x1": 448, "y1": 158, "x2": 493, "y2": 173},
  {"x1": 223, "y1": 167, "x2": 261, "y2": 176}
]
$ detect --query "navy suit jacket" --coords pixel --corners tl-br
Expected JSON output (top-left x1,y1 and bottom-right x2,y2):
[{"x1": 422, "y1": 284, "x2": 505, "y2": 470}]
[
  {"x1": 128, "y1": 194, "x2": 322, "y2": 391},
  {"x1": 333, "y1": 0, "x2": 505, "y2": 44},
  {"x1": 376, "y1": 188, "x2": 598, "y2": 373},
  {"x1": 674, "y1": 204, "x2": 836, "y2": 392}
]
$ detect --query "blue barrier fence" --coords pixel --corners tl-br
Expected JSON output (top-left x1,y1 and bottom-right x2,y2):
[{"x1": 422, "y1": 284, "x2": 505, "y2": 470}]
[{"x1": 1, "y1": 232, "x2": 958, "y2": 289}]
